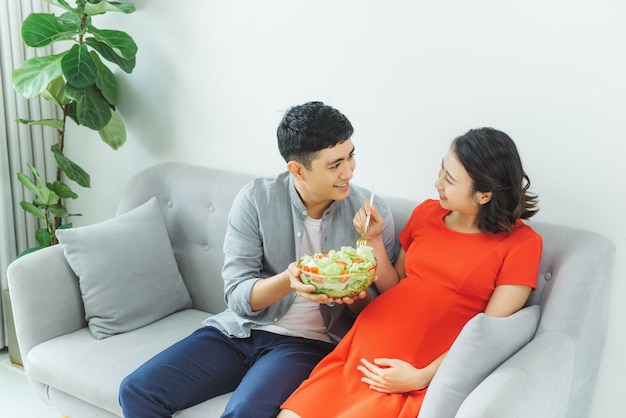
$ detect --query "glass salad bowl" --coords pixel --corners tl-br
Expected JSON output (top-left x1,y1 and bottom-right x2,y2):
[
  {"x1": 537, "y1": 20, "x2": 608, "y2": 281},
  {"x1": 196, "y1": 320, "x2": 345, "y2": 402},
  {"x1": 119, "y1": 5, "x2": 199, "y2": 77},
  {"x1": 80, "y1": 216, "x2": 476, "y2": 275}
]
[{"x1": 298, "y1": 246, "x2": 377, "y2": 298}]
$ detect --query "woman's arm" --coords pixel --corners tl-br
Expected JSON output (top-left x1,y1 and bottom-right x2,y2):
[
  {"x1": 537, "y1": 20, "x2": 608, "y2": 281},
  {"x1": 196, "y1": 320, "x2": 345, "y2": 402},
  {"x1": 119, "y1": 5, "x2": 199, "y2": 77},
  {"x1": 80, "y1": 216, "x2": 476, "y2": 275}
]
[
  {"x1": 357, "y1": 351, "x2": 447, "y2": 393},
  {"x1": 484, "y1": 284, "x2": 533, "y2": 317},
  {"x1": 355, "y1": 205, "x2": 402, "y2": 293},
  {"x1": 392, "y1": 247, "x2": 406, "y2": 281}
]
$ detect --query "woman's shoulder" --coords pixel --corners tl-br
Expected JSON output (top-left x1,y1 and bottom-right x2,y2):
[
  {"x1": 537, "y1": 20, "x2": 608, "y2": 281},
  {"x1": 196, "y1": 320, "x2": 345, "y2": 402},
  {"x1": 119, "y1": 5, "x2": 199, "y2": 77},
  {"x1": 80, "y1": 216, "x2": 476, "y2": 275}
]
[
  {"x1": 403, "y1": 199, "x2": 445, "y2": 231},
  {"x1": 503, "y1": 220, "x2": 543, "y2": 252},
  {"x1": 410, "y1": 198, "x2": 445, "y2": 218},
  {"x1": 512, "y1": 219, "x2": 542, "y2": 240}
]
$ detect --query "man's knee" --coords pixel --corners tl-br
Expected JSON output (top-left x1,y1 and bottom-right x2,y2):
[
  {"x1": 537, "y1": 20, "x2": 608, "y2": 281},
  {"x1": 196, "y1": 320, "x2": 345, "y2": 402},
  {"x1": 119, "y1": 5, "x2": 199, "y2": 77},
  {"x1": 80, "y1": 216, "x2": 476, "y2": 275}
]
[{"x1": 119, "y1": 371, "x2": 142, "y2": 406}]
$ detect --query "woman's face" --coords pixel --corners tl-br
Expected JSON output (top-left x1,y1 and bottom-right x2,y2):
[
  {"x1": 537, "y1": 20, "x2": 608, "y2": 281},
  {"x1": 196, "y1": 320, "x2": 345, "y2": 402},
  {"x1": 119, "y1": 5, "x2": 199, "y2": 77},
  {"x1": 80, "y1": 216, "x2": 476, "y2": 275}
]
[{"x1": 434, "y1": 148, "x2": 483, "y2": 215}]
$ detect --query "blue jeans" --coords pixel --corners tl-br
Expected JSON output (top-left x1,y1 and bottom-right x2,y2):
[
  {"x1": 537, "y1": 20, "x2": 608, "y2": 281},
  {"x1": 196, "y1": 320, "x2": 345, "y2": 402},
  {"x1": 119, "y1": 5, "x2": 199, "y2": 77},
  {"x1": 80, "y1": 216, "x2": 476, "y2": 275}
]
[{"x1": 119, "y1": 326, "x2": 334, "y2": 418}]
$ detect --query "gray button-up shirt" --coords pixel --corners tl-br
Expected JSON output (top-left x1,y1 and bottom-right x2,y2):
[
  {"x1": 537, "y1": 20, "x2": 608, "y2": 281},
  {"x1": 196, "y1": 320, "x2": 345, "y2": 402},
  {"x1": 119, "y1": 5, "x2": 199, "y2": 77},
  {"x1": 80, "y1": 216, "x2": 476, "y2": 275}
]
[{"x1": 203, "y1": 171, "x2": 396, "y2": 343}]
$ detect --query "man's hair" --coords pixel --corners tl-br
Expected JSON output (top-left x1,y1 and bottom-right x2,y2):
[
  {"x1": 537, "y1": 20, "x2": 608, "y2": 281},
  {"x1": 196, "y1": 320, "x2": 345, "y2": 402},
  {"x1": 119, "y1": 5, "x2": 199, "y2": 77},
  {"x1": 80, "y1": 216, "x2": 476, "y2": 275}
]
[
  {"x1": 452, "y1": 127, "x2": 539, "y2": 233},
  {"x1": 277, "y1": 101, "x2": 354, "y2": 168}
]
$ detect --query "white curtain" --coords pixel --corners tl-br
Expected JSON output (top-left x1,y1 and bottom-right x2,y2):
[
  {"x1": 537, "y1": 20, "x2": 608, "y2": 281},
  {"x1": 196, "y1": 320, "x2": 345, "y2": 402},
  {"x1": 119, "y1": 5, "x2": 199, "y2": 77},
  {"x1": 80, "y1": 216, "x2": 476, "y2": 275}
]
[{"x1": 1, "y1": 1, "x2": 57, "y2": 347}]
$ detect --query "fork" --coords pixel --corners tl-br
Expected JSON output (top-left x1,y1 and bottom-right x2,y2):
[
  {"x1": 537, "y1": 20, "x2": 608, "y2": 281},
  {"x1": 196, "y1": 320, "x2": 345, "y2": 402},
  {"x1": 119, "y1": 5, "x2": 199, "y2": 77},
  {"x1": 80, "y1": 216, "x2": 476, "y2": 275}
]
[{"x1": 356, "y1": 187, "x2": 375, "y2": 248}]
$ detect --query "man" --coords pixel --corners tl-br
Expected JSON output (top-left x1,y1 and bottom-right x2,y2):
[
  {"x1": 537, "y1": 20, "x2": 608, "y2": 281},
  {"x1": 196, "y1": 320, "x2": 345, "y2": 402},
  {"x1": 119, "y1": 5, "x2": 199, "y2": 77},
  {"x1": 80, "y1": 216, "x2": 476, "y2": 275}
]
[{"x1": 119, "y1": 101, "x2": 397, "y2": 417}]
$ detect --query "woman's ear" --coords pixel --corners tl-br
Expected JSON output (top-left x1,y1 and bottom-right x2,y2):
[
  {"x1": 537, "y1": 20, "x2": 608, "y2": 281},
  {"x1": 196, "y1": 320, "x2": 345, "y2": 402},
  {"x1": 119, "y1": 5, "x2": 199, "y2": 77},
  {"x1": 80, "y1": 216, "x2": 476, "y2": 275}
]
[
  {"x1": 476, "y1": 191, "x2": 493, "y2": 205},
  {"x1": 287, "y1": 160, "x2": 305, "y2": 180}
]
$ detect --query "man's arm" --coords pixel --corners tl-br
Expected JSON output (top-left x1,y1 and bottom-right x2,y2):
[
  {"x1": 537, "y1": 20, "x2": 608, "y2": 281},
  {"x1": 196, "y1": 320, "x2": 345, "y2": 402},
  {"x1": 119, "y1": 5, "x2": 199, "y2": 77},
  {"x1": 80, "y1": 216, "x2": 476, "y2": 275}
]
[{"x1": 249, "y1": 270, "x2": 294, "y2": 311}]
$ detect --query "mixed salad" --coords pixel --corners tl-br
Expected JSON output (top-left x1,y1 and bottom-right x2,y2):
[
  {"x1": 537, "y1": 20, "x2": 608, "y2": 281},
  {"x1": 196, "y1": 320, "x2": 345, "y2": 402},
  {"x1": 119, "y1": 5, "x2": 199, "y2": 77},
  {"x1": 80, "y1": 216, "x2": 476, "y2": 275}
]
[{"x1": 298, "y1": 245, "x2": 377, "y2": 297}]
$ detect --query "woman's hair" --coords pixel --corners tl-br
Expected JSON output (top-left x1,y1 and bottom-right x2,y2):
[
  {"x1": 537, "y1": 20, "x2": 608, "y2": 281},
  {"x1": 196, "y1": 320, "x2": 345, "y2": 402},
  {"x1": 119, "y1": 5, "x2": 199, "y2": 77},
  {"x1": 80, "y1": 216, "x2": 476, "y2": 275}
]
[
  {"x1": 452, "y1": 127, "x2": 539, "y2": 233},
  {"x1": 277, "y1": 101, "x2": 354, "y2": 168}
]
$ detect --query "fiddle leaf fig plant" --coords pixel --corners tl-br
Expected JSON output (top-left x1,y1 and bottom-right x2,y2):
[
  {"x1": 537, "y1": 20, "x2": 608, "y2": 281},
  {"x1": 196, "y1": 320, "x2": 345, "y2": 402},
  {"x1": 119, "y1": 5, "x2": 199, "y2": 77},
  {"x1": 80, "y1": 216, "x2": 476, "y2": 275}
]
[{"x1": 12, "y1": 0, "x2": 137, "y2": 256}]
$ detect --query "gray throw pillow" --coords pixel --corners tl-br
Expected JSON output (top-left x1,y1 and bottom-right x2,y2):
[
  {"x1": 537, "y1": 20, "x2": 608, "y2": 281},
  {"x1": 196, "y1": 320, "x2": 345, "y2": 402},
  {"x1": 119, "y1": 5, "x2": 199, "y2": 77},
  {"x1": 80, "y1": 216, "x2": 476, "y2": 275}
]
[
  {"x1": 56, "y1": 197, "x2": 192, "y2": 339},
  {"x1": 419, "y1": 305, "x2": 540, "y2": 418}
]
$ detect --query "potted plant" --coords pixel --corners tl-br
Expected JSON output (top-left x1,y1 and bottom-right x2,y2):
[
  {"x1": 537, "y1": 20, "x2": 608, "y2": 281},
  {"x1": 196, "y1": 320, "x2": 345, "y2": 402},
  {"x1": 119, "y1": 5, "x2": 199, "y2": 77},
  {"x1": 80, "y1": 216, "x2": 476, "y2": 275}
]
[
  {"x1": 6, "y1": 0, "x2": 138, "y2": 366},
  {"x1": 12, "y1": 0, "x2": 138, "y2": 255}
]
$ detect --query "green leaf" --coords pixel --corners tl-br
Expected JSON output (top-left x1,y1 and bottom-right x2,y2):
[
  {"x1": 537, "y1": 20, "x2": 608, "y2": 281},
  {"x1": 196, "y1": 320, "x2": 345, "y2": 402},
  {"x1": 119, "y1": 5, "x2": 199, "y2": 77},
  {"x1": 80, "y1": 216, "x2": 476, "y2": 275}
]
[
  {"x1": 35, "y1": 228, "x2": 52, "y2": 247},
  {"x1": 43, "y1": 0, "x2": 76, "y2": 13},
  {"x1": 85, "y1": 38, "x2": 136, "y2": 73},
  {"x1": 88, "y1": 26, "x2": 137, "y2": 60},
  {"x1": 91, "y1": 51, "x2": 118, "y2": 104},
  {"x1": 21, "y1": 13, "x2": 78, "y2": 47},
  {"x1": 22, "y1": 163, "x2": 56, "y2": 206},
  {"x1": 23, "y1": 164, "x2": 58, "y2": 205},
  {"x1": 65, "y1": 84, "x2": 112, "y2": 130},
  {"x1": 49, "y1": 180, "x2": 79, "y2": 199},
  {"x1": 16, "y1": 118, "x2": 65, "y2": 131},
  {"x1": 12, "y1": 53, "x2": 65, "y2": 98},
  {"x1": 85, "y1": 1, "x2": 136, "y2": 15},
  {"x1": 62, "y1": 43, "x2": 97, "y2": 88},
  {"x1": 66, "y1": 101, "x2": 77, "y2": 123},
  {"x1": 49, "y1": 206, "x2": 70, "y2": 218},
  {"x1": 58, "y1": 11, "x2": 83, "y2": 26},
  {"x1": 20, "y1": 201, "x2": 46, "y2": 220},
  {"x1": 98, "y1": 109, "x2": 126, "y2": 150},
  {"x1": 18, "y1": 246, "x2": 45, "y2": 258},
  {"x1": 43, "y1": 188, "x2": 60, "y2": 206},
  {"x1": 51, "y1": 144, "x2": 91, "y2": 188},
  {"x1": 41, "y1": 76, "x2": 69, "y2": 107},
  {"x1": 17, "y1": 172, "x2": 41, "y2": 197},
  {"x1": 27, "y1": 162, "x2": 45, "y2": 181}
]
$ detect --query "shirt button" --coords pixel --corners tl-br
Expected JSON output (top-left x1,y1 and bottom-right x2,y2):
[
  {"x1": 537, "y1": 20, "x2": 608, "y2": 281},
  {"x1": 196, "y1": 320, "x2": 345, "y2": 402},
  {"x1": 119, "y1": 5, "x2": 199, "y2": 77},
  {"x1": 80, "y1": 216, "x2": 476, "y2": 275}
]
[
  {"x1": 302, "y1": 210, "x2": 307, "y2": 216},
  {"x1": 238, "y1": 332, "x2": 244, "y2": 337},
  {"x1": 274, "y1": 317, "x2": 279, "y2": 322},
  {"x1": 297, "y1": 232, "x2": 302, "y2": 237}
]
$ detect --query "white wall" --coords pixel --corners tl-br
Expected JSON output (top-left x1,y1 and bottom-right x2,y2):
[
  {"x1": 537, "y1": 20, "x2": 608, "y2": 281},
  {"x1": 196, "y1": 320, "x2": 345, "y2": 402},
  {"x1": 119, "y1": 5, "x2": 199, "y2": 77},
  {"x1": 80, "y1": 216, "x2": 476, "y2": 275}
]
[{"x1": 64, "y1": 1, "x2": 624, "y2": 416}]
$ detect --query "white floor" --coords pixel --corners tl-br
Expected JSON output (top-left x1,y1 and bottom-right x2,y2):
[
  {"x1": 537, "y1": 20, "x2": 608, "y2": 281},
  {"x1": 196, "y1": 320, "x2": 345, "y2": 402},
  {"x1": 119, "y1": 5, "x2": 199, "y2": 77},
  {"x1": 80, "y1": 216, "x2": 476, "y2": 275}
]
[{"x1": 0, "y1": 348, "x2": 60, "y2": 417}]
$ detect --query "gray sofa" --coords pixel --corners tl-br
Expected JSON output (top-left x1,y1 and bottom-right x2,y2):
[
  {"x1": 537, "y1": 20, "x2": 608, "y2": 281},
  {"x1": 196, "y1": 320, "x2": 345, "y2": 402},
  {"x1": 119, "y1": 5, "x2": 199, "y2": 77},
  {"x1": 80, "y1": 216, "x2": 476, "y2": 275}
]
[{"x1": 7, "y1": 162, "x2": 616, "y2": 418}]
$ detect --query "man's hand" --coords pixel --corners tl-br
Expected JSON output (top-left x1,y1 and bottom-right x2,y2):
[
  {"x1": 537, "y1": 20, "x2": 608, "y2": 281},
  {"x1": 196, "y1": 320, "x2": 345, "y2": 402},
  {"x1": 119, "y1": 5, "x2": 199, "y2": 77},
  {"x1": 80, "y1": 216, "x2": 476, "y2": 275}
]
[{"x1": 287, "y1": 262, "x2": 373, "y2": 305}]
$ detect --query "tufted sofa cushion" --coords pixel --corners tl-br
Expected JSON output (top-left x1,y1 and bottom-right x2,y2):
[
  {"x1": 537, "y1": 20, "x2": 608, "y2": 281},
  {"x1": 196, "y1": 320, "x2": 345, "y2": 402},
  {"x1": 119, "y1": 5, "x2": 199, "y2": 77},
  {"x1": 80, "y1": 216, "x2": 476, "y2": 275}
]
[{"x1": 56, "y1": 197, "x2": 192, "y2": 339}]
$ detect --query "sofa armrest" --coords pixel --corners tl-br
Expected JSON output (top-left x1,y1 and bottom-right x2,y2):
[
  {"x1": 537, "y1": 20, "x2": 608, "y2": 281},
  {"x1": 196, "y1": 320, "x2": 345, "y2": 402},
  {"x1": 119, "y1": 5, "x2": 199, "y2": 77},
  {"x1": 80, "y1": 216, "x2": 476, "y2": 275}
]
[
  {"x1": 7, "y1": 245, "x2": 87, "y2": 360},
  {"x1": 455, "y1": 332, "x2": 575, "y2": 418}
]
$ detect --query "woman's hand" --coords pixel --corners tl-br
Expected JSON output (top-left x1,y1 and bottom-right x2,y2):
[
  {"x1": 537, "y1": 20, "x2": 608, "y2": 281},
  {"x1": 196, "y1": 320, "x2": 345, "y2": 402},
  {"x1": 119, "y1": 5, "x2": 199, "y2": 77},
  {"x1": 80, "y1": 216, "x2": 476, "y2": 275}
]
[{"x1": 357, "y1": 358, "x2": 429, "y2": 393}]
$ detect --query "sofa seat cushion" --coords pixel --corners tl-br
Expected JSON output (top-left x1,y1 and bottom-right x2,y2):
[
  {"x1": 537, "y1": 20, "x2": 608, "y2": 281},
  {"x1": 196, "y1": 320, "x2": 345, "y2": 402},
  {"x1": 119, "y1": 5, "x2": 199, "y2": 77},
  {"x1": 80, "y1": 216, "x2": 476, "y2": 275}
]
[{"x1": 26, "y1": 309, "x2": 210, "y2": 415}]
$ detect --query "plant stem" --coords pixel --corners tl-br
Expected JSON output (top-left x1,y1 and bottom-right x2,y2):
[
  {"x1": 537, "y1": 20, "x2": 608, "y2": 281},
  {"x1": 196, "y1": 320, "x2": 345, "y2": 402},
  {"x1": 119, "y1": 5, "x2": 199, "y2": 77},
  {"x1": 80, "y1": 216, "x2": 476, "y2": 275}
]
[
  {"x1": 79, "y1": 13, "x2": 88, "y2": 43},
  {"x1": 56, "y1": 105, "x2": 67, "y2": 182},
  {"x1": 50, "y1": 105, "x2": 69, "y2": 246}
]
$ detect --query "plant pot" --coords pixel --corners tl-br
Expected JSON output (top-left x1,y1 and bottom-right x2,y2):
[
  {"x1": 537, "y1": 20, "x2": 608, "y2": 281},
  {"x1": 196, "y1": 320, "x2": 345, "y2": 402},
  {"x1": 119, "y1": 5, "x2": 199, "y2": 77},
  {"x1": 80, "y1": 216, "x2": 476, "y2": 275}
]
[{"x1": 2, "y1": 288, "x2": 23, "y2": 367}]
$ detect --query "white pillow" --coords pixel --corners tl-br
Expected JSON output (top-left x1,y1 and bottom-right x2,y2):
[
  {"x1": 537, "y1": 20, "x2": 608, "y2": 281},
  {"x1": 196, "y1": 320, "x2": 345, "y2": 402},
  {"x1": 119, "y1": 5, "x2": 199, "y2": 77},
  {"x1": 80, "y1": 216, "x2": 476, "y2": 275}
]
[
  {"x1": 56, "y1": 197, "x2": 192, "y2": 339},
  {"x1": 419, "y1": 305, "x2": 540, "y2": 418}
]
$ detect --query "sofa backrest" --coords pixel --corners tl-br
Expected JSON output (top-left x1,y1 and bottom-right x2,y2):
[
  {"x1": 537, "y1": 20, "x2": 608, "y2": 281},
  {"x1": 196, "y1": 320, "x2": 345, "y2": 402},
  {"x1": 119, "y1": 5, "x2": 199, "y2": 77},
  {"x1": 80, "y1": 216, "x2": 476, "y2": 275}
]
[
  {"x1": 523, "y1": 221, "x2": 615, "y2": 417},
  {"x1": 117, "y1": 163, "x2": 254, "y2": 313}
]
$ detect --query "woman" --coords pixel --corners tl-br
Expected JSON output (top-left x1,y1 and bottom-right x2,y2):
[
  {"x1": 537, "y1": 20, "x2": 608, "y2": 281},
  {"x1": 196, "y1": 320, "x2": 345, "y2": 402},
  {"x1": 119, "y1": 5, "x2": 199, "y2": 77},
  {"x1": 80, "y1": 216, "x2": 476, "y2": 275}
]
[{"x1": 279, "y1": 127, "x2": 542, "y2": 418}]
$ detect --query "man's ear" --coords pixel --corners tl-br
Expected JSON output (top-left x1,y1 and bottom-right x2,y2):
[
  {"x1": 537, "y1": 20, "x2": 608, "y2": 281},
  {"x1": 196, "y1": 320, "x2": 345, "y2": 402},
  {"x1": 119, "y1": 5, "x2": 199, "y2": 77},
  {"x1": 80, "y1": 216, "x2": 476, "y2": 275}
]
[
  {"x1": 287, "y1": 160, "x2": 305, "y2": 180},
  {"x1": 476, "y1": 191, "x2": 493, "y2": 205}
]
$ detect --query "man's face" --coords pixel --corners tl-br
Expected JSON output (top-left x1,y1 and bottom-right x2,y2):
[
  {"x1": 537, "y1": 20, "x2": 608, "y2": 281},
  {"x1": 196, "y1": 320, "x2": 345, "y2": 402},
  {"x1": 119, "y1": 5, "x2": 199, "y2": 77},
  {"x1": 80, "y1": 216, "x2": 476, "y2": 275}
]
[{"x1": 296, "y1": 139, "x2": 356, "y2": 215}]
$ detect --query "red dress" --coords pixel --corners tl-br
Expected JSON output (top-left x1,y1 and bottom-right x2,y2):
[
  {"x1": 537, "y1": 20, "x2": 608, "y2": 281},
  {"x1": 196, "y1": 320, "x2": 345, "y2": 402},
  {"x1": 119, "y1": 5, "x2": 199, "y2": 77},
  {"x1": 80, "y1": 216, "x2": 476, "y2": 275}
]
[{"x1": 282, "y1": 200, "x2": 542, "y2": 418}]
